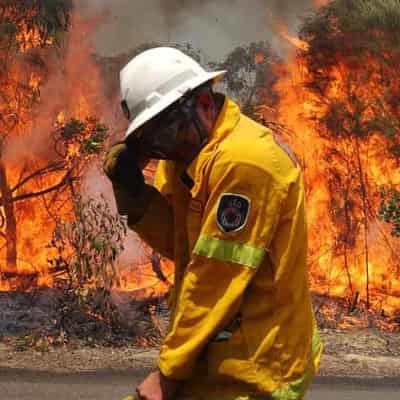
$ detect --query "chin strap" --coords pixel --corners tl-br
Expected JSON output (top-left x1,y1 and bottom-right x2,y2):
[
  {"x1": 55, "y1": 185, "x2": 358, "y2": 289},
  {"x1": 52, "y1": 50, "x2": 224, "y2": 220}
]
[
  {"x1": 191, "y1": 110, "x2": 209, "y2": 148},
  {"x1": 181, "y1": 95, "x2": 209, "y2": 149},
  {"x1": 189, "y1": 90, "x2": 223, "y2": 149}
]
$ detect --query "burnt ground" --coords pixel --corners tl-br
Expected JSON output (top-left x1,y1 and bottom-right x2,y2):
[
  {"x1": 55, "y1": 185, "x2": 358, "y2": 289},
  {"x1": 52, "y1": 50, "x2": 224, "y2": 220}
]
[{"x1": 0, "y1": 289, "x2": 399, "y2": 379}]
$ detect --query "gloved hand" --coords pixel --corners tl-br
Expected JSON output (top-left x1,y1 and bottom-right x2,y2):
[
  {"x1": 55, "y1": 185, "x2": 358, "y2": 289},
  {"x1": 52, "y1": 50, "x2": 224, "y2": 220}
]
[{"x1": 103, "y1": 142, "x2": 145, "y2": 196}]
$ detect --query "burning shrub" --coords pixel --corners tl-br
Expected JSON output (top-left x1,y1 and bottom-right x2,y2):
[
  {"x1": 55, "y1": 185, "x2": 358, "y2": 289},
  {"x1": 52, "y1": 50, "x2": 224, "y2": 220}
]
[
  {"x1": 0, "y1": 1, "x2": 108, "y2": 278},
  {"x1": 291, "y1": 0, "x2": 400, "y2": 313},
  {"x1": 0, "y1": 0, "x2": 72, "y2": 51},
  {"x1": 48, "y1": 195, "x2": 127, "y2": 333}
]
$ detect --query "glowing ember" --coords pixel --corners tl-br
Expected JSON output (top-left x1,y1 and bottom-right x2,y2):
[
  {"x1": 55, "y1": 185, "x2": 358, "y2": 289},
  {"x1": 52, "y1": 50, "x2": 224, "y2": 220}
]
[{"x1": 255, "y1": 53, "x2": 266, "y2": 64}]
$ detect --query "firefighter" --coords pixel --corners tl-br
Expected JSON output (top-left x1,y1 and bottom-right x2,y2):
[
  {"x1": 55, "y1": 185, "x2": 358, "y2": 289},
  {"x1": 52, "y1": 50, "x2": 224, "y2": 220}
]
[{"x1": 104, "y1": 47, "x2": 322, "y2": 400}]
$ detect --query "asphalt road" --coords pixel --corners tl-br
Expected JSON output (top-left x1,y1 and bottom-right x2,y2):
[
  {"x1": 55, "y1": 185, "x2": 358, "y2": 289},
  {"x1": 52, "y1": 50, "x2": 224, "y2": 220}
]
[{"x1": 0, "y1": 369, "x2": 399, "y2": 400}]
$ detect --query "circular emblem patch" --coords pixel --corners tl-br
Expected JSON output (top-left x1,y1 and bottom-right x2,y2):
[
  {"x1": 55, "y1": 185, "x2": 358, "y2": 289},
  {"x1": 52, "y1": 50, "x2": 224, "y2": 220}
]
[{"x1": 216, "y1": 194, "x2": 251, "y2": 233}]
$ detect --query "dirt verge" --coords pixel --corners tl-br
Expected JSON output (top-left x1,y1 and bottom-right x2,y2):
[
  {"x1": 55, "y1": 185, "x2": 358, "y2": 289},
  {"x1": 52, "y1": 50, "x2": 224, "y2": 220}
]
[{"x1": 1, "y1": 328, "x2": 399, "y2": 378}]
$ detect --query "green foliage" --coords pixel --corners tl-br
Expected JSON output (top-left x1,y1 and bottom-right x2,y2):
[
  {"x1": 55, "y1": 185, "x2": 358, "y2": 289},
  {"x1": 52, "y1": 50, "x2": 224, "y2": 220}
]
[
  {"x1": 54, "y1": 116, "x2": 110, "y2": 159},
  {"x1": 49, "y1": 195, "x2": 127, "y2": 290},
  {"x1": 14, "y1": 335, "x2": 34, "y2": 352},
  {"x1": 82, "y1": 123, "x2": 109, "y2": 154},
  {"x1": 300, "y1": 0, "x2": 400, "y2": 61},
  {"x1": 379, "y1": 189, "x2": 400, "y2": 237},
  {"x1": 59, "y1": 118, "x2": 85, "y2": 140},
  {"x1": 48, "y1": 196, "x2": 127, "y2": 324},
  {"x1": 14, "y1": 334, "x2": 52, "y2": 352}
]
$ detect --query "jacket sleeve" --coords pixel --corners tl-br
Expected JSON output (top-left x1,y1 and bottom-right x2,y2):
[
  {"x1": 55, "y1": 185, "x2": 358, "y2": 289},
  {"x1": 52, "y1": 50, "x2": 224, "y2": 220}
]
[
  {"x1": 158, "y1": 155, "x2": 285, "y2": 380},
  {"x1": 112, "y1": 182, "x2": 174, "y2": 260}
]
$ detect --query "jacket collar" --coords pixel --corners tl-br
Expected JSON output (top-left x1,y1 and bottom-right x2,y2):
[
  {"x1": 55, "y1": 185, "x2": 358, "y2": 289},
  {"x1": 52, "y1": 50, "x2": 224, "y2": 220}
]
[{"x1": 183, "y1": 96, "x2": 241, "y2": 195}]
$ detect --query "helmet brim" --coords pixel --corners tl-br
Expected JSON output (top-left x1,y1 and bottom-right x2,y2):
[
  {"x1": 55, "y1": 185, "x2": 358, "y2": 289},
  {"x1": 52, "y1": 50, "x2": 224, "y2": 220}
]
[{"x1": 124, "y1": 70, "x2": 226, "y2": 140}]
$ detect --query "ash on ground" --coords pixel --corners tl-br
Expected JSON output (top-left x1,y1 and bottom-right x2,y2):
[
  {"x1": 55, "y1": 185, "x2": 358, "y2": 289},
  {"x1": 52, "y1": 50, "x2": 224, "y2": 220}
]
[
  {"x1": 313, "y1": 293, "x2": 400, "y2": 333},
  {"x1": 1, "y1": 289, "x2": 400, "y2": 378},
  {"x1": 0, "y1": 288, "x2": 168, "y2": 350}
]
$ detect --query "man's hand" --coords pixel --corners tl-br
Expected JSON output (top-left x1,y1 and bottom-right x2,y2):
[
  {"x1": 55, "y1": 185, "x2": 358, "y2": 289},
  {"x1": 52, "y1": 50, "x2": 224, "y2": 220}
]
[
  {"x1": 136, "y1": 370, "x2": 179, "y2": 400},
  {"x1": 103, "y1": 142, "x2": 145, "y2": 196}
]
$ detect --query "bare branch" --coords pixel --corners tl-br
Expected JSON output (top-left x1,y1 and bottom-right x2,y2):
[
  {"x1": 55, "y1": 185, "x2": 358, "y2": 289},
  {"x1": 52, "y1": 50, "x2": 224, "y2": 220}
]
[
  {"x1": 11, "y1": 160, "x2": 66, "y2": 193},
  {"x1": 0, "y1": 173, "x2": 76, "y2": 206}
]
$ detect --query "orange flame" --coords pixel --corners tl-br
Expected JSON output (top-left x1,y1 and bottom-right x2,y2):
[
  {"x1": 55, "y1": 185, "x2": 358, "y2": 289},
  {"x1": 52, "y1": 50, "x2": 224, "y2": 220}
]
[
  {"x1": 269, "y1": 20, "x2": 400, "y2": 322},
  {"x1": 275, "y1": 22, "x2": 309, "y2": 51},
  {"x1": 1, "y1": 3, "x2": 399, "y2": 330}
]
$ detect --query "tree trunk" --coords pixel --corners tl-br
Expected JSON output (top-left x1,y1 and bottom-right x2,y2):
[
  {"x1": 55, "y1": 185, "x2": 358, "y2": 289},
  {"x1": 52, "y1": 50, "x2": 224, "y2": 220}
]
[
  {"x1": 343, "y1": 246, "x2": 353, "y2": 296},
  {"x1": 0, "y1": 160, "x2": 17, "y2": 273},
  {"x1": 355, "y1": 138, "x2": 370, "y2": 310},
  {"x1": 343, "y1": 182, "x2": 354, "y2": 297}
]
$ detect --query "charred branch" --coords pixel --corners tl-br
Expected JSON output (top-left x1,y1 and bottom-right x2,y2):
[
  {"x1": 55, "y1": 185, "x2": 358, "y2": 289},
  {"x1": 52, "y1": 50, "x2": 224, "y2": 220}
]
[
  {"x1": 6, "y1": 173, "x2": 76, "y2": 205},
  {"x1": 11, "y1": 160, "x2": 66, "y2": 194},
  {"x1": 150, "y1": 252, "x2": 170, "y2": 285}
]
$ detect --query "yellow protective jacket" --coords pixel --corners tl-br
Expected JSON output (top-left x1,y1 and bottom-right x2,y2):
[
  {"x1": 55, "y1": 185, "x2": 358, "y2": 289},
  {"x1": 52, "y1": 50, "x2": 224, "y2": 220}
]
[{"x1": 114, "y1": 97, "x2": 322, "y2": 400}]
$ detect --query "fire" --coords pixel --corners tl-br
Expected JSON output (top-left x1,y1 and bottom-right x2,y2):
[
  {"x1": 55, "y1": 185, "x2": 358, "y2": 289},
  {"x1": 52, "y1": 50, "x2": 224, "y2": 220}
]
[
  {"x1": 275, "y1": 23, "x2": 309, "y2": 51},
  {"x1": 119, "y1": 259, "x2": 174, "y2": 297},
  {"x1": 267, "y1": 10, "x2": 309, "y2": 51},
  {"x1": 29, "y1": 73, "x2": 41, "y2": 92},
  {"x1": 0, "y1": 5, "x2": 109, "y2": 291},
  {"x1": 16, "y1": 19, "x2": 53, "y2": 51},
  {"x1": 56, "y1": 112, "x2": 66, "y2": 125},
  {"x1": 0, "y1": 4, "x2": 163, "y2": 298},
  {"x1": 0, "y1": 1, "x2": 399, "y2": 331},
  {"x1": 268, "y1": 7, "x2": 400, "y2": 324},
  {"x1": 255, "y1": 53, "x2": 266, "y2": 64}
]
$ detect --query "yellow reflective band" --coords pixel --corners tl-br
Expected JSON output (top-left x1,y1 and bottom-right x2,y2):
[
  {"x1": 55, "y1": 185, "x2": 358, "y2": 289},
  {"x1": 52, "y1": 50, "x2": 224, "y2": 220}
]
[
  {"x1": 193, "y1": 235, "x2": 265, "y2": 269},
  {"x1": 271, "y1": 330, "x2": 323, "y2": 400}
]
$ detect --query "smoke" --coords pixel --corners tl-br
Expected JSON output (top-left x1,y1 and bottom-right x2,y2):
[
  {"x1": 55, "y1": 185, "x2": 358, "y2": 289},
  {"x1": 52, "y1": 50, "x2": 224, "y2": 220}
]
[
  {"x1": 5, "y1": 0, "x2": 319, "y2": 161},
  {"x1": 75, "y1": 0, "x2": 316, "y2": 59}
]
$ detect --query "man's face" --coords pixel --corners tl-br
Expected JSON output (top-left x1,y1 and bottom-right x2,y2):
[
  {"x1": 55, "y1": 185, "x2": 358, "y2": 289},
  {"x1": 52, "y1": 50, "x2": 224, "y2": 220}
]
[
  {"x1": 130, "y1": 89, "x2": 216, "y2": 164},
  {"x1": 175, "y1": 91, "x2": 217, "y2": 163}
]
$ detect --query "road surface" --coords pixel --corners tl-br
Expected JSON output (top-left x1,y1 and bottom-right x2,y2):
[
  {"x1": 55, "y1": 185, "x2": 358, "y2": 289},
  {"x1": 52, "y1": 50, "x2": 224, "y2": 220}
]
[{"x1": 0, "y1": 368, "x2": 399, "y2": 399}]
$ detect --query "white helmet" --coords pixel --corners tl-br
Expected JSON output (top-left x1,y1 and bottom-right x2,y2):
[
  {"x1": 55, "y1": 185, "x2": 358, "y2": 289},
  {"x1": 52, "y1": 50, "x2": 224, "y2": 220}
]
[{"x1": 120, "y1": 47, "x2": 226, "y2": 139}]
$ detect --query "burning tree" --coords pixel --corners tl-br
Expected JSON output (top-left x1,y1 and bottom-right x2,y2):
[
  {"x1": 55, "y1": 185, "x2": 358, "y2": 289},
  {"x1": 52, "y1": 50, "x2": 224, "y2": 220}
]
[
  {"x1": 0, "y1": 1, "x2": 109, "y2": 283},
  {"x1": 0, "y1": 1, "x2": 71, "y2": 274},
  {"x1": 297, "y1": 0, "x2": 400, "y2": 310}
]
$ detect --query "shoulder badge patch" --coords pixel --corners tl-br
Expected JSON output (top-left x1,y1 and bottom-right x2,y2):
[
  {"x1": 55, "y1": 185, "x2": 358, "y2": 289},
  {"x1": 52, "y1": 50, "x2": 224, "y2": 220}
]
[{"x1": 216, "y1": 194, "x2": 251, "y2": 233}]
